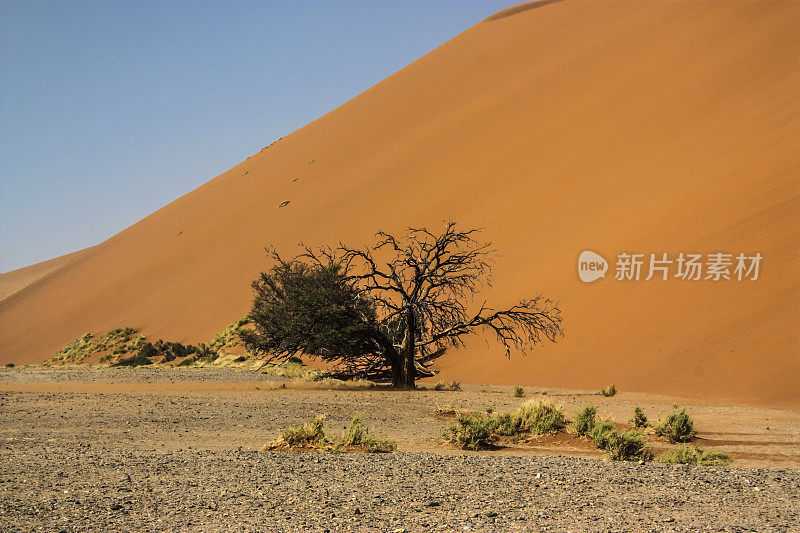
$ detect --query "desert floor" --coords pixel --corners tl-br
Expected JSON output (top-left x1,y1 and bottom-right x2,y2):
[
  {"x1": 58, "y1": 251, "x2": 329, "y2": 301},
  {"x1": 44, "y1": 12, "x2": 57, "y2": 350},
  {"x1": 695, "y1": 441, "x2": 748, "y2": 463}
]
[{"x1": 1, "y1": 366, "x2": 798, "y2": 531}]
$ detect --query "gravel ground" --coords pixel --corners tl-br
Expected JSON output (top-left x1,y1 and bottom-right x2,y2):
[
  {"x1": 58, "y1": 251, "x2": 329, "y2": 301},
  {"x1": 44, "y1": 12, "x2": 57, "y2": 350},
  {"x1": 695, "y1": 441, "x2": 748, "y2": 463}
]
[
  {"x1": 0, "y1": 366, "x2": 283, "y2": 384},
  {"x1": 2, "y1": 443, "x2": 798, "y2": 532},
  {"x1": 1, "y1": 366, "x2": 799, "y2": 531}
]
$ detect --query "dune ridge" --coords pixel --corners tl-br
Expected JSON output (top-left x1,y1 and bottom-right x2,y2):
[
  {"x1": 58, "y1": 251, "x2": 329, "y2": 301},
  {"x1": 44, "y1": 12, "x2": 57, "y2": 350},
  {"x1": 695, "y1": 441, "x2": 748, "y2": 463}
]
[{"x1": 1, "y1": 1, "x2": 798, "y2": 408}]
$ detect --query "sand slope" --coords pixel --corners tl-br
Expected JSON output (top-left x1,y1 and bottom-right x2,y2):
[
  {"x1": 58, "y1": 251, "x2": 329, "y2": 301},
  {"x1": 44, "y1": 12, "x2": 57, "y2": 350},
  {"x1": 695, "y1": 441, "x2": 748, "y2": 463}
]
[
  {"x1": 1, "y1": 1, "x2": 798, "y2": 407},
  {"x1": 0, "y1": 247, "x2": 95, "y2": 302}
]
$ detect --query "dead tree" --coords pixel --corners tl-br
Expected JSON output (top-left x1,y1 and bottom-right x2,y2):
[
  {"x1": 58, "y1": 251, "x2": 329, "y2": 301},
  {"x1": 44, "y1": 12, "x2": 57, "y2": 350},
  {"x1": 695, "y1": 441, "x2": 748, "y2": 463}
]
[{"x1": 246, "y1": 221, "x2": 563, "y2": 388}]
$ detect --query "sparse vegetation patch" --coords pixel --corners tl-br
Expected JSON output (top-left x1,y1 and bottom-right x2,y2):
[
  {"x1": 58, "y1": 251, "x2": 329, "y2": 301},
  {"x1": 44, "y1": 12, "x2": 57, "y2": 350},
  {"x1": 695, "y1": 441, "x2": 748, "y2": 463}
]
[
  {"x1": 433, "y1": 380, "x2": 461, "y2": 391},
  {"x1": 572, "y1": 405, "x2": 597, "y2": 437},
  {"x1": 45, "y1": 327, "x2": 137, "y2": 365},
  {"x1": 517, "y1": 400, "x2": 566, "y2": 435},
  {"x1": 655, "y1": 409, "x2": 696, "y2": 443},
  {"x1": 444, "y1": 401, "x2": 566, "y2": 450},
  {"x1": 443, "y1": 412, "x2": 501, "y2": 450},
  {"x1": 599, "y1": 384, "x2": 617, "y2": 397},
  {"x1": 604, "y1": 430, "x2": 653, "y2": 462},
  {"x1": 590, "y1": 419, "x2": 617, "y2": 449},
  {"x1": 263, "y1": 416, "x2": 396, "y2": 453},
  {"x1": 656, "y1": 446, "x2": 732, "y2": 466},
  {"x1": 631, "y1": 406, "x2": 649, "y2": 428},
  {"x1": 259, "y1": 359, "x2": 327, "y2": 381}
]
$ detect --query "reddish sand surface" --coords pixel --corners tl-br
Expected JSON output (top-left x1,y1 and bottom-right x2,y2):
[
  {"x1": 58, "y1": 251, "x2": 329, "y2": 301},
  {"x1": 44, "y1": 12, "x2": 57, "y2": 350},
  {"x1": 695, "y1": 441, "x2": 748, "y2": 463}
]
[
  {"x1": 1, "y1": 1, "x2": 798, "y2": 408},
  {"x1": 0, "y1": 247, "x2": 94, "y2": 302}
]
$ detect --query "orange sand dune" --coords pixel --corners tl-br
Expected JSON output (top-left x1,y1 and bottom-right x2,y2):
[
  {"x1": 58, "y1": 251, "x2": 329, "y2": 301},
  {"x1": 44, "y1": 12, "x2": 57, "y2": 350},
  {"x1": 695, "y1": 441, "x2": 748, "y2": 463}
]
[
  {"x1": 1, "y1": 1, "x2": 798, "y2": 408},
  {"x1": 0, "y1": 247, "x2": 96, "y2": 302}
]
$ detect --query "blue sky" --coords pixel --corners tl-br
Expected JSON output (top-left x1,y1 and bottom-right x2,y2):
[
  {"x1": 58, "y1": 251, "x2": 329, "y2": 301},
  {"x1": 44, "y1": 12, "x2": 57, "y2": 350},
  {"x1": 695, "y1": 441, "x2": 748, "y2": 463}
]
[{"x1": 0, "y1": 0, "x2": 514, "y2": 272}]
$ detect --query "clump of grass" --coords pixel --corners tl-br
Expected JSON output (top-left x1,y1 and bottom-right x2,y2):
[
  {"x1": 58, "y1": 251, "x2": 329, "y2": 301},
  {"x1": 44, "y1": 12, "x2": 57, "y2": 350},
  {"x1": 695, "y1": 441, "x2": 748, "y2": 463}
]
[
  {"x1": 656, "y1": 445, "x2": 732, "y2": 466},
  {"x1": 445, "y1": 401, "x2": 566, "y2": 450},
  {"x1": 654, "y1": 409, "x2": 696, "y2": 443},
  {"x1": 517, "y1": 400, "x2": 566, "y2": 435},
  {"x1": 359, "y1": 433, "x2": 397, "y2": 453},
  {"x1": 493, "y1": 412, "x2": 524, "y2": 437},
  {"x1": 204, "y1": 318, "x2": 252, "y2": 357},
  {"x1": 604, "y1": 430, "x2": 653, "y2": 461},
  {"x1": 264, "y1": 416, "x2": 396, "y2": 453},
  {"x1": 513, "y1": 386, "x2": 525, "y2": 398},
  {"x1": 433, "y1": 380, "x2": 461, "y2": 391},
  {"x1": 260, "y1": 360, "x2": 326, "y2": 381},
  {"x1": 591, "y1": 419, "x2": 617, "y2": 449},
  {"x1": 443, "y1": 412, "x2": 500, "y2": 450},
  {"x1": 338, "y1": 416, "x2": 366, "y2": 446},
  {"x1": 600, "y1": 384, "x2": 617, "y2": 397},
  {"x1": 587, "y1": 418, "x2": 652, "y2": 461},
  {"x1": 336, "y1": 417, "x2": 396, "y2": 453},
  {"x1": 631, "y1": 406, "x2": 649, "y2": 428},
  {"x1": 280, "y1": 415, "x2": 327, "y2": 448},
  {"x1": 573, "y1": 405, "x2": 597, "y2": 437}
]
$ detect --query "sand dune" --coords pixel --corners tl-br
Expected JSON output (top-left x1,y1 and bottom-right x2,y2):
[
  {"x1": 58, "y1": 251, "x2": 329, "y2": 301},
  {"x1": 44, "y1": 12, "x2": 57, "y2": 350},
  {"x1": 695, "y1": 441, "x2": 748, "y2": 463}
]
[
  {"x1": 1, "y1": 1, "x2": 798, "y2": 407},
  {"x1": 0, "y1": 247, "x2": 95, "y2": 302}
]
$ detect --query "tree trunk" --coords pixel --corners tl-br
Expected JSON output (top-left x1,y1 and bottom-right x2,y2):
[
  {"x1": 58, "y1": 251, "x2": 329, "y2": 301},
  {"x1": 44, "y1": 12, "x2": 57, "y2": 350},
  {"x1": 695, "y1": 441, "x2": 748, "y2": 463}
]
[
  {"x1": 401, "y1": 308, "x2": 417, "y2": 388},
  {"x1": 387, "y1": 349, "x2": 403, "y2": 388}
]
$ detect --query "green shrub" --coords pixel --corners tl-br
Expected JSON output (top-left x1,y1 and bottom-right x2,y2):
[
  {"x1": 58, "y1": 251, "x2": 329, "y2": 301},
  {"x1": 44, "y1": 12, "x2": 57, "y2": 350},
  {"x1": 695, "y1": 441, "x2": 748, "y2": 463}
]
[
  {"x1": 433, "y1": 380, "x2": 461, "y2": 391},
  {"x1": 281, "y1": 415, "x2": 327, "y2": 447},
  {"x1": 656, "y1": 446, "x2": 731, "y2": 466},
  {"x1": 266, "y1": 416, "x2": 396, "y2": 453},
  {"x1": 513, "y1": 386, "x2": 525, "y2": 398},
  {"x1": 573, "y1": 405, "x2": 597, "y2": 437},
  {"x1": 655, "y1": 409, "x2": 696, "y2": 443},
  {"x1": 359, "y1": 433, "x2": 397, "y2": 453},
  {"x1": 631, "y1": 406, "x2": 649, "y2": 428},
  {"x1": 111, "y1": 352, "x2": 153, "y2": 367},
  {"x1": 517, "y1": 400, "x2": 566, "y2": 435},
  {"x1": 444, "y1": 412, "x2": 499, "y2": 450},
  {"x1": 339, "y1": 416, "x2": 366, "y2": 446},
  {"x1": 600, "y1": 384, "x2": 617, "y2": 397},
  {"x1": 591, "y1": 419, "x2": 617, "y2": 449},
  {"x1": 176, "y1": 344, "x2": 219, "y2": 366},
  {"x1": 204, "y1": 318, "x2": 252, "y2": 357},
  {"x1": 335, "y1": 417, "x2": 396, "y2": 453},
  {"x1": 605, "y1": 430, "x2": 652, "y2": 461},
  {"x1": 493, "y1": 412, "x2": 523, "y2": 436}
]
